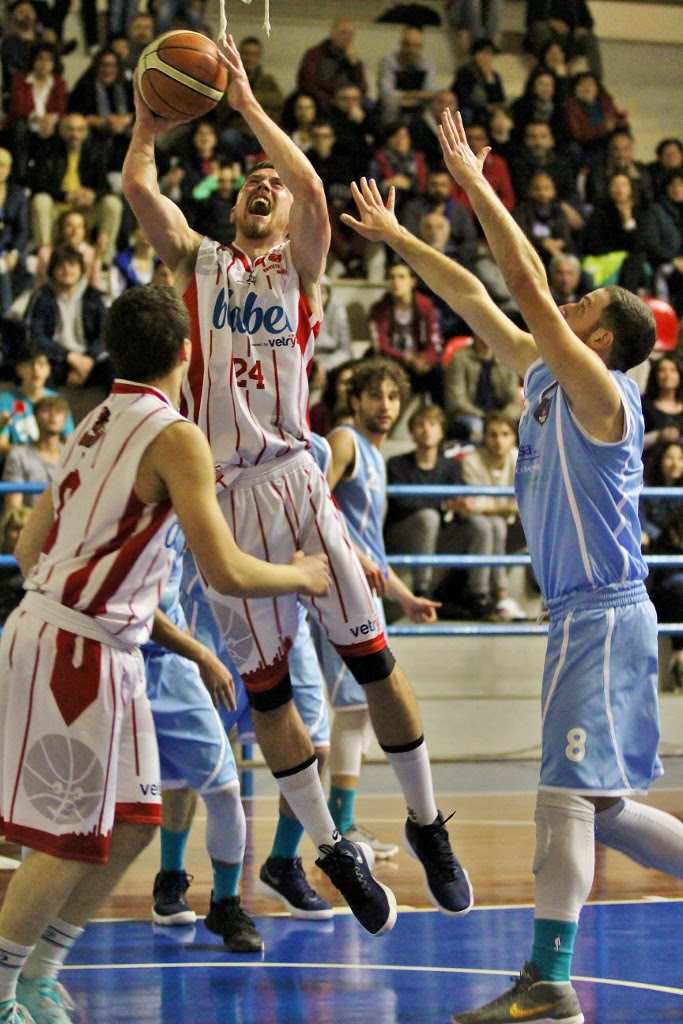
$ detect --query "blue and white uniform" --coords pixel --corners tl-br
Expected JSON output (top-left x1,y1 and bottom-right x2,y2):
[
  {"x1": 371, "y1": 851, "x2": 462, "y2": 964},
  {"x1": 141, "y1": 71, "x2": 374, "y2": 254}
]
[
  {"x1": 311, "y1": 426, "x2": 387, "y2": 710},
  {"x1": 143, "y1": 526, "x2": 240, "y2": 793},
  {"x1": 516, "y1": 360, "x2": 661, "y2": 795}
]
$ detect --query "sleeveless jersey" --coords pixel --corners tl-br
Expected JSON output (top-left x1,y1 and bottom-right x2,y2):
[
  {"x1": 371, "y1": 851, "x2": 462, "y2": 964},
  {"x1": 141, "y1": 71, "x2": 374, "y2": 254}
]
[
  {"x1": 329, "y1": 425, "x2": 388, "y2": 577},
  {"x1": 25, "y1": 381, "x2": 184, "y2": 645},
  {"x1": 515, "y1": 360, "x2": 647, "y2": 602},
  {"x1": 141, "y1": 521, "x2": 187, "y2": 657},
  {"x1": 181, "y1": 237, "x2": 319, "y2": 489}
]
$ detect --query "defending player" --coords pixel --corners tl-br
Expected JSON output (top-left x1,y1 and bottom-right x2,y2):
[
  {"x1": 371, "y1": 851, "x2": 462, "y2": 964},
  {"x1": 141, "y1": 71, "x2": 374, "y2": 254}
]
[
  {"x1": 341, "y1": 112, "x2": 683, "y2": 1023},
  {"x1": 310, "y1": 361, "x2": 444, "y2": 864},
  {"x1": 0, "y1": 284, "x2": 330, "y2": 1024},
  {"x1": 122, "y1": 36, "x2": 473, "y2": 937}
]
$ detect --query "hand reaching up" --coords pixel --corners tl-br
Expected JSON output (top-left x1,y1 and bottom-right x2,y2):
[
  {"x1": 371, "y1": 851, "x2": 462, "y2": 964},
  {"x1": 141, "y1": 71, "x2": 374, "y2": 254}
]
[
  {"x1": 340, "y1": 177, "x2": 401, "y2": 244},
  {"x1": 438, "y1": 108, "x2": 490, "y2": 189}
]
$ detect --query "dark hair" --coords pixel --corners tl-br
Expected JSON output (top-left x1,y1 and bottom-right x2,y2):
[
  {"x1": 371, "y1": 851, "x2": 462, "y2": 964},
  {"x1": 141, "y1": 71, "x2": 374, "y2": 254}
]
[
  {"x1": 663, "y1": 167, "x2": 683, "y2": 189},
  {"x1": 483, "y1": 411, "x2": 518, "y2": 436},
  {"x1": 31, "y1": 41, "x2": 57, "y2": 65},
  {"x1": 382, "y1": 120, "x2": 411, "y2": 147},
  {"x1": 408, "y1": 402, "x2": 446, "y2": 433},
  {"x1": 243, "y1": 160, "x2": 275, "y2": 183},
  {"x1": 644, "y1": 440, "x2": 683, "y2": 487},
  {"x1": 571, "y1": 71, "x2": 601, "y2": 93},
  {"x1": 644, "y1": 353, "x2": 683, "y2": 403},
  {"x1": 656, "y1": 137, "x2": 683, "y2": 160},
  {"x1": 280, "y1": 91, "x2": 317, "y2": 133},
  {"x1": 13, "y1": 340, "x2": 50, "y2": 368},
  {"x1": 346, "y1": 356, "x2": 411, "y2": 408},
  {"x1": 48, "y1": 244, "x2": 84, "y2": 278},
  {"x1": 239, "y1": 35, "x2": 261, "y2": 48},
  {"x1": 538, "y1": 39, "x2": 567, "y2": 66},
  {"x1": 103, "y1": 284, "x2": 189, "y2": 383},
  {"x1": 94, "y1": 46, "x2": 123, "y2": 79},
  {"x1": 524, "y1": 68, "x2": 555, "y2": 99},
  {"x1": 321, "y1": 357, "x2": 361, "y2": 412},
  {"x1": 598, "y1": 286, "x2": 656, "y2": 371}
]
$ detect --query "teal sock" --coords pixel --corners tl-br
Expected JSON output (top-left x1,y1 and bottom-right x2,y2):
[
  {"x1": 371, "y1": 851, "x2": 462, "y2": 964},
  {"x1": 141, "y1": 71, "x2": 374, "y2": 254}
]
[
  {"x1": 270, "y1": 813, "x2": 305, "y2": 860},
  {"x1": 328, "y1": 786, "x2": 355, "y2": 835},
  {"x1": 160, "y1": 828, "x2": 191, "y2": 872},
  {"x1": 211, "y1": 861, "x2": 242, "y2": 902},
  {"x1": 531, "y1": 919, "x2": 578, "y2": 982}
]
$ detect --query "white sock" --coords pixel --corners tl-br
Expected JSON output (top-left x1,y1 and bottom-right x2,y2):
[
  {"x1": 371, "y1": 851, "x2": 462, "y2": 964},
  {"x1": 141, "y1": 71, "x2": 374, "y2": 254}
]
[
  {"x1": 0, "y1": 936, "x2": 33, "y2": 1003},
  {"x1": 383, "y1": 738, "x2": 439, "y2": 826},
  {"x1": 595, "y1": 798, "x2": 683, "y2": 879},
  {"x1": 20, "y1": 918, "x2": 84, "y2": 983},
  {"x1": 274, "y1": 759, "x2": 338, "y2": 852}
]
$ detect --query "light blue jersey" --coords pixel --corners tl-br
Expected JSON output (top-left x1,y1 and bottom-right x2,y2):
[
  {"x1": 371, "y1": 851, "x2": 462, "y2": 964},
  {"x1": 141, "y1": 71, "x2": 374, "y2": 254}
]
[
  {"x1": 516, "y1": 361, "x2": 661, "y2": 796},
  {"x1": 329, "y1": 425, "x2": 388, "y2": 577},
  {"x1": 515, "y1": 360, "x2": 647, "y2": 602}
]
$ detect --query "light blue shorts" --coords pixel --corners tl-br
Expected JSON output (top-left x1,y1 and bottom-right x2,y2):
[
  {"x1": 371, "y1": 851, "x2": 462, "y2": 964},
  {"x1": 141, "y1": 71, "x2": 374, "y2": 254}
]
[
  {"x1": 309, "y1": 596, "x2": 385, "y2": 711},
  {"x1": 540, "y1": 582, "x2": 662, "y2": 796},
  {"x1": 182, "y1": 563, "x2": 329, "y2": 746},
  {"x1": 144, "y1": 645, "x2": 238, "y2": 793}
]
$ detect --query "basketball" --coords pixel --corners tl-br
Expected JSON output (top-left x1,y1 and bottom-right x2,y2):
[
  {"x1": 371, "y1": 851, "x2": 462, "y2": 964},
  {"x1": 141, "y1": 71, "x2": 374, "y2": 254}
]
[{"x1": 137, "y1": 30, "x2": 228, "y2": 120}]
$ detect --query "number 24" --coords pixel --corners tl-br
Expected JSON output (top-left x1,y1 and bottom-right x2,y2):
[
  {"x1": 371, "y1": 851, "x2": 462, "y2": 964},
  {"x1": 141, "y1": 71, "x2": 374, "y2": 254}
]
[{"x1": 234, "y1": 358, "x2": 265, "y2": 389}]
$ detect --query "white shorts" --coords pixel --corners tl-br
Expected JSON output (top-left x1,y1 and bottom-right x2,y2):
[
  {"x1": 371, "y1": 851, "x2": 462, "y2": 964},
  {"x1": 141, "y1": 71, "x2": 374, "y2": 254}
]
[
  {"x1": 309, "y1": 595, "x2": 386, "y2": 712},
  {"x1": 0, "y1": 601, "x2": 160, "y2": 864},
  {"x1": 206, "y1": 450, "x2": 387, "y2": 699}
]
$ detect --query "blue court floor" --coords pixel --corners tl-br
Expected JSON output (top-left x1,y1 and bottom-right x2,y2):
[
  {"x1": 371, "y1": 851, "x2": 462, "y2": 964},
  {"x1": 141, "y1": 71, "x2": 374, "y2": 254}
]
[{"x1": 62, "y1": 900, "x2": 683, "y2": 1024}]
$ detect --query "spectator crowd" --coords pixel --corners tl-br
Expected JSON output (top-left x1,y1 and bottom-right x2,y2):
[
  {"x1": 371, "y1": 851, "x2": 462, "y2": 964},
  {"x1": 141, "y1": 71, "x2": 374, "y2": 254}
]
[{"x1": 0, "y1": 1, "x2": 680, "y2": 653}]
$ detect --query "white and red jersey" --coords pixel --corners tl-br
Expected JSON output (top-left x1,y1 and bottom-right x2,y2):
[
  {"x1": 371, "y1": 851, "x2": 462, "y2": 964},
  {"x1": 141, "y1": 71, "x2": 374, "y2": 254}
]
[
  {"x1": 181, "y1": 237, "x2": 319, "y2": 489},
  {"x1": 25, "y1": 381, "x2": 184, "y2": 646}
]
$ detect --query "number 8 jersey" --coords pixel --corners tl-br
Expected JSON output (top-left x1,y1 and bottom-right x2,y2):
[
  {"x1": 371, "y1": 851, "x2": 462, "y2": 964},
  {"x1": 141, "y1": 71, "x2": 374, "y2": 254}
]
[{"x1": 181, "y1": 237, "x2": 320, "y2": 489}]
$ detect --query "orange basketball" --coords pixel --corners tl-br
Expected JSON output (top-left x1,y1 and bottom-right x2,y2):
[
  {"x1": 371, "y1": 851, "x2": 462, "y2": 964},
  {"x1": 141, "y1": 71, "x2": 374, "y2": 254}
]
[{"x1": 137, "y1": 31, "x2": 228, "y2": 120}]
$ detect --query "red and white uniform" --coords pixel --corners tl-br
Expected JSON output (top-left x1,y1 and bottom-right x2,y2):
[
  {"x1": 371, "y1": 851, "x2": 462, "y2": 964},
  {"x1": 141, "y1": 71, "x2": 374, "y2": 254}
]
[
  {"x1": 181, "y1": 237, "x2": 318, "y2": 489},
  {"x1": 181, "y1": 237, "x2": 388, "y2": 694},
  {"x1": 0, "y1": 382, "x2": 184, "y2": 862}
]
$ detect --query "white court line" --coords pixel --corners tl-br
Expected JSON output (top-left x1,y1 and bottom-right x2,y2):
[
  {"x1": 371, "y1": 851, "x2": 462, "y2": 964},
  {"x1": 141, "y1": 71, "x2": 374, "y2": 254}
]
[
  {"x1": 94, "y1": 896, "x2": 683, "y2": 924},
  {"x1": 58, "y1": 960, "x2": 683, "y2": 997}
]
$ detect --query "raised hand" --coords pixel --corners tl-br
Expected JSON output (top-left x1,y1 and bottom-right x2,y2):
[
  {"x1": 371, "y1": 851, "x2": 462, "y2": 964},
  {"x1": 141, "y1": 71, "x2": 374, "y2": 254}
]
[
  {"x1": 221, "y1": 33, "x2": 254, "y2": 112},
  {"x1": 340, "y1": 177, "x2": 400, "y2": 243},
  {"x1": 132, "y1": 72, "x2": 194, "y2": 136},
  {"x1": 438, "y1": 109, "x2": 490, "y2": 189}
]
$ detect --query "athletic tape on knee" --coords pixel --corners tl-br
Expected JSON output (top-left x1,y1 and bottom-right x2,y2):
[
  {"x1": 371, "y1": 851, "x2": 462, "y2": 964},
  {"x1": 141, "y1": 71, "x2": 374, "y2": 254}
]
[
  {"x1": 595, "y1": 797, "x2": 683, "y2": 879},
  {"x1": 327, "y1": 707, "x2": 371, "y2": 777},
  {"x1": 533, "y1": 790, "x2": 595, "y2": 923},
  {"x1": 203, "y1": 784, "x2": 246, "y2": 864},
  {"x1": 342, "y1": 646, "x2": 396, "y2": 685},
  {"x1": 246, "y1": 672, "x2": 293, "y2": 712}
]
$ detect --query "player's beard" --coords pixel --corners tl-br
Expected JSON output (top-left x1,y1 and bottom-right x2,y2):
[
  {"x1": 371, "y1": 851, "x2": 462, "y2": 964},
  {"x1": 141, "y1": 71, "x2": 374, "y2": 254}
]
[{"x1": 241, "y1": 217, "x2": 274, "y2": 239}]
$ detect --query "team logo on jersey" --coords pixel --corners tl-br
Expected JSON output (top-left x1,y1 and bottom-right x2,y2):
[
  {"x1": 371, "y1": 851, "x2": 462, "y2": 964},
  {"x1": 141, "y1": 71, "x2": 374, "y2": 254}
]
[
  {"x1": 80, "y1": 407, "x2": 110, "y2": 448},
  {"x1": 533, "y1": 382, "x2": 558, "y2": 426},
  {"x1": 23, "y1": 734, "x2": 104, "y2": 825},
  {"x1": 212, "y1": 287, "x2": 293, "y2": 336}
]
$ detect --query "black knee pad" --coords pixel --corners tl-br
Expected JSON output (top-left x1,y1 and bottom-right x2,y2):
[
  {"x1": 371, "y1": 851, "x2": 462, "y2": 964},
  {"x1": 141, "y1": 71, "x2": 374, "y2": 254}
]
[
  {"x1": 246, "y1": 672, "x2": 293, "y2": 712},
  {"x1": 341, "y1": 645, "x2": 396, "y2": 685}
]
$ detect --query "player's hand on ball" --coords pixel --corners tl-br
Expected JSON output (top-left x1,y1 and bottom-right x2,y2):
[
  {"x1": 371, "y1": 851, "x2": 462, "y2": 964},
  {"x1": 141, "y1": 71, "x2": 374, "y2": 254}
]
[
  {"x1": 132, "y1": 73, "x2": 193, "y2": 135},
  {"x1": 197, "y1": 649, "x2": 236, "y2": 711},
  {"x1": 291, "y1": 550, "x2": 331, "y2": 597},
  {"x1": 221, "y1": 33, "x2": 253, "y2": 111}
]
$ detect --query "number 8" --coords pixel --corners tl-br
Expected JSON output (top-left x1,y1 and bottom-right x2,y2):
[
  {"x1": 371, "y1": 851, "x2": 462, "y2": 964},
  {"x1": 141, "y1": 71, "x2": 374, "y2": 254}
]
[{"x1": 565, "y1": 728, "x2": 586, "y2": 762}]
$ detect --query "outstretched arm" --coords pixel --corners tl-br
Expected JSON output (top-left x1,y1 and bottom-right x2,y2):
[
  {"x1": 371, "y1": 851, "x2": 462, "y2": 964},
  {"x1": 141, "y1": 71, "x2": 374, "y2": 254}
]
[
  {"x1": 222, "y1": 35, "x2": 329, "y2": 302},
  {"x1": 438, "y1": 110, "x2": 624, "y2": 441},
  {"x1": 122, "y1": 77, "x2": 202, "y2": 294},
  {"x1": 341, "y1": 178, "x2": 538, "y2": 379}
]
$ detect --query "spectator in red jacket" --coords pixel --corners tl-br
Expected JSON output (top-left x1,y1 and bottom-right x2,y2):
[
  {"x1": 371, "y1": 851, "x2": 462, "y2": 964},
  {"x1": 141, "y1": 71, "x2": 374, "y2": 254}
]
[
  {"x1": 563, "y1": 71, "x2": 629, "y2": 167},
  {"x1": 296, "y1": 18, "x2": 368, "y2": 113},
  {"x1": 449, "y1": 121, "x2": 515, "y2": 213},
  {"x1": 7, "y1": 41, "x2": 67, "y2": 180},
  {"x1": 369, "y1": 261, "x2": 443, "y2": 402}
]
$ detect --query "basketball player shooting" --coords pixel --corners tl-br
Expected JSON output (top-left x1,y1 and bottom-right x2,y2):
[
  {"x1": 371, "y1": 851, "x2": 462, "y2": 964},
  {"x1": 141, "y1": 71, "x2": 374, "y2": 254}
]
[
  {"x1": 123, "y1": 35, "x2": 474, "y2": 937},
  {"x1": 0, "y1": 284, "x2": 330, "y2": 1024}
]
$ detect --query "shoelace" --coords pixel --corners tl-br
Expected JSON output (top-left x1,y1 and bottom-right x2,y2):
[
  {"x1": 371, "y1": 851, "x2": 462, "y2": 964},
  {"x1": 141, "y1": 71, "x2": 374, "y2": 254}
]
[
  {"x1": 318, "y1": 845, "x2": 373, "y2": 897},
  {"x1": 285, "y1": 857, "x2": 317, "y2": 896},
  {"x1": 424, "y1": 812, "x2": 459, "y2": 882}
]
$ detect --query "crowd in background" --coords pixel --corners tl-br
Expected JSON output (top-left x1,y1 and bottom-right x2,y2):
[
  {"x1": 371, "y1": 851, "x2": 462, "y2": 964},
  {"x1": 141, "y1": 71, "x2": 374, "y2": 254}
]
[{"x1": 0, "y1": 0, "x2": 680, "y2": 661}]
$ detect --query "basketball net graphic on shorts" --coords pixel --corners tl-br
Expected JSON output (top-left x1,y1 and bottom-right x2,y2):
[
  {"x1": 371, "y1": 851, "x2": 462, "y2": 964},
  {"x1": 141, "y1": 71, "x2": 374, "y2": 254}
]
[{"x1": 218, "y1": 0, "x2": 271, "y2": 43}]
